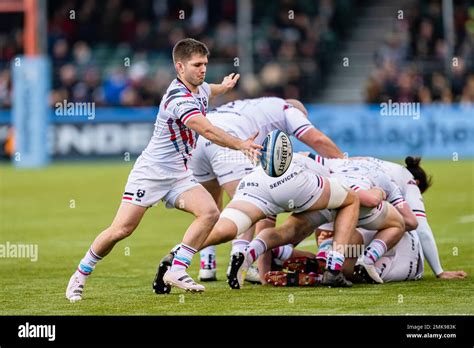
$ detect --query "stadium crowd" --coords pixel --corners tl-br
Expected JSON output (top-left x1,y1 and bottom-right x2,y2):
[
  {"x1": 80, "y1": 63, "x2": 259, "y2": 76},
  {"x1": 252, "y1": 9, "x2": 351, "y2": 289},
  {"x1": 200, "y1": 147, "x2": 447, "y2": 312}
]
[
  {"x1": 0, "y1": 0, "x2": 357, "y2": 108},
  {"x1": 365, "y1": 0, "x2": 474, "y2": 104},
  {"x1": 1, "y1": 0, "x2": 472, "y2": 107}
]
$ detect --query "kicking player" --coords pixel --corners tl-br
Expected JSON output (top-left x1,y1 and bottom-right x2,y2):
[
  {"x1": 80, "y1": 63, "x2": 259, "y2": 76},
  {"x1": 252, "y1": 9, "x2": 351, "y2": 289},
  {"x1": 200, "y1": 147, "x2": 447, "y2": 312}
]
[
  {"x1": 65, "y1": 38, "x2": 262, "y2": 301},
  {"x1": 190, "y1": 97, "x2": 344, "y2": 281}
]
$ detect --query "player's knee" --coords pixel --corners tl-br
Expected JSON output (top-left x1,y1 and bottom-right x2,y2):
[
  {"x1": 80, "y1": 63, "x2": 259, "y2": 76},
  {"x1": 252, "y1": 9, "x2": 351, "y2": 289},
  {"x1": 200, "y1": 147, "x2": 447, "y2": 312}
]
[
  {"x1": 111, "y1": 224, "x2": 136, "y2": 240},
  {"x1": 393, "y1": 216, "x2": 405, "y2": 233},
  {"x1": 200, "y1": 208, "x2": 220, "y2": 226}
]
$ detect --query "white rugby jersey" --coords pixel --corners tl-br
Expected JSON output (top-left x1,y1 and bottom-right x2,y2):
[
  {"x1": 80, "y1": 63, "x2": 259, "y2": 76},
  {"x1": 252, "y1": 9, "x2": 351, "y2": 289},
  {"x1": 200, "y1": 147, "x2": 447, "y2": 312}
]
[
  {"x1": 326, "y1": 158, "x2": 405, "y2": 207},
  {"x1": 140, "y1": 78, "x2": 210, "y2": 170},
  {"x1": 362, "y1": 157, "x2": 417, "y2": 196},
  {"x1": 205, "y1": 97, "x2": 314, "y2": 145}
]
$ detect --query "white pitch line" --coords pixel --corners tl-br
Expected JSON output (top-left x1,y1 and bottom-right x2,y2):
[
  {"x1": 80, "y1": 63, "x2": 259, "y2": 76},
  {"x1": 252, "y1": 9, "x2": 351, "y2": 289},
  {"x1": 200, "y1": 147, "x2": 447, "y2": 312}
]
[{"x1": 458, "y1": 214, "x2": 474, "y2": 224}]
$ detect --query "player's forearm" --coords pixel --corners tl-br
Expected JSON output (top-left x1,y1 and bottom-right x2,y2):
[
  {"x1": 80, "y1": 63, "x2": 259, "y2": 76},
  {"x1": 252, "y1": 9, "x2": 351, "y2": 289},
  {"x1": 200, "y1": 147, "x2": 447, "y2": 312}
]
[
  {"x1": 417, "y1": 218, "x2": 444, "y2": 275},
  {"x1": 301, "y1": 130, "x2": 343, "y2": 158},
  {"x1": 316, "y1": 136, "x2": 344, "y2": 158},
  {"x1": 209, "y1": 83, "x2": 226, "y2": 97}
]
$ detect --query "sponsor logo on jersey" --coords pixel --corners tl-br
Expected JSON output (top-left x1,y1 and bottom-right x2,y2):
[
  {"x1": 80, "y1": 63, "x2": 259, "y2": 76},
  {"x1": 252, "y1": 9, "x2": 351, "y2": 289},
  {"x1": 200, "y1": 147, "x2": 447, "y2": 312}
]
[{"x1": 269, "y1": 171, "x2": 298, "y2": 189}]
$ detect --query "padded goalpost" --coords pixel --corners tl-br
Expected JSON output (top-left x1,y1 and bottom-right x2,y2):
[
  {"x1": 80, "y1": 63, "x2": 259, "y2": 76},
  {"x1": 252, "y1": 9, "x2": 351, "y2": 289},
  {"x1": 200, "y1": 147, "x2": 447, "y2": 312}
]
[{"x1": 2, "y1": 0, "x2": 51, "y2": 167}]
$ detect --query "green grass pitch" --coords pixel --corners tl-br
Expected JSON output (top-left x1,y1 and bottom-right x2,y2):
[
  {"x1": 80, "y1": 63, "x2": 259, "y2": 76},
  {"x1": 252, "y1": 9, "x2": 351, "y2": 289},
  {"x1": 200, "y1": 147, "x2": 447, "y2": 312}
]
[{"x1": 0, "y1": 159, "x2": 472, "y2": 315}]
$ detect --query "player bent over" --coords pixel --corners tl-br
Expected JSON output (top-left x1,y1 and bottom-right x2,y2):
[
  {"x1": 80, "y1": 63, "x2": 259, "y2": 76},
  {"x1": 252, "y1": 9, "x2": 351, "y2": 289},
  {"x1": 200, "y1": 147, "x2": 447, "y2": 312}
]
[
  {"x1": 154, "y1": 153, "x2": 360, "y2": 290},
  {"x1": 65, "y1": 38, "x2": 261, "y2": 301},
  {"x1": 351, "y1": 156, "x2": 467, "y2": 280},
  {"x1": 190, "y1": 97, "x2": 344, "y2": 282},
  {"x1": 316, "y1": 228, "x2": 424, "y2": 283}
]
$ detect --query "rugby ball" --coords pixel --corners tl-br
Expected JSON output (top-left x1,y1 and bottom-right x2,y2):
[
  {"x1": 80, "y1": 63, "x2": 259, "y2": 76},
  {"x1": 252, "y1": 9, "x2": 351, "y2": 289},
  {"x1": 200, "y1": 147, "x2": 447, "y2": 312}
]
[{"x1": 260, "y1": 130, "x2": 293, "y2": 177}]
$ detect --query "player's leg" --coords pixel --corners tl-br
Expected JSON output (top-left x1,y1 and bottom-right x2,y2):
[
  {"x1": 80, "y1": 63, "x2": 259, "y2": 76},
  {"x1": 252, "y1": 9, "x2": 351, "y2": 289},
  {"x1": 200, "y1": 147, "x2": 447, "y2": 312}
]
[
  {"x1": 354, "y1": 202, "x2": 405, "y2": 283},
  {"x1": 200, "y1": 200, "x2": 266, "y2": 248},
  {"x1": 198, "y1": 179, "x2": 223, "y2": 281},
  {"x1": 66, "y1": 202, "x2": 147, "y2": 302},
  {"x1": 242, "y1": 178, "x2": 359, "y2": 288},
  {"x1": 162, "y1": 185, "x2": 220, "y2": 292},
  {"x1": 204, "y1": 200, "x2": 266, "y2": 289},
  {"x1": 222, "y1": 179, "x2": 261, "y2": 282},
  {"x1": 255, "y1": 217, "x2": 278, "y2": 281}
]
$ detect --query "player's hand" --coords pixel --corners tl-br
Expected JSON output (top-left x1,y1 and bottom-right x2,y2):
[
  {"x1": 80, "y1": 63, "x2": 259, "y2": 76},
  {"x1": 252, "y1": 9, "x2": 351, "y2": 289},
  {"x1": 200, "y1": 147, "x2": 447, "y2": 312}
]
[
  {"x1": 373, "y1": 187, "x2": 387, "y2": 200},
  {"x1": 239, "y1": 132, "x2": 262, "y2": 164},
  {"x1": 220, "y1": 73, "x2": 240, "y2": 93},
  {"x1": 437, "y1": 270, "x2": 467, "y2": 279}
]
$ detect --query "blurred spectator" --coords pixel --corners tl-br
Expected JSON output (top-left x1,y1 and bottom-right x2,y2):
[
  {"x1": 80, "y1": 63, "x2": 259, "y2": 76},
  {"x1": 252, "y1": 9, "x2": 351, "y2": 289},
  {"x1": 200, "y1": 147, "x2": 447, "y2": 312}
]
[
  {"x1": 0, "y1": 0, "x2": 360, "y2": 107},
  {"x1": 366, "y1": 0, "x2": 473, "y2": 104}
]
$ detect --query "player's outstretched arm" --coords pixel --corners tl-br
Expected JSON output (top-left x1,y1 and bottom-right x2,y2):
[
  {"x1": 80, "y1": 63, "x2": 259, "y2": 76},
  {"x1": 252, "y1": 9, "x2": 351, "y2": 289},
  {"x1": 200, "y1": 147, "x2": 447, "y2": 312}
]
[
  {"x1": 299, "y1": 128, "x2": 344, "y2": 158},
  {"x1": 186, "y1": 114, "x2": 262, "y2": 160},
  {"x1": 209, "y1": 73, "x2": 240, "y2": 97}
]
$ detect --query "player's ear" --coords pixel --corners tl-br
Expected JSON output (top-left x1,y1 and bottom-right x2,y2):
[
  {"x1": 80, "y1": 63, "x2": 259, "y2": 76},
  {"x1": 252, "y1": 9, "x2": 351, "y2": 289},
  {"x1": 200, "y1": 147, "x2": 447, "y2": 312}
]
[{"x1": 175, "y1": 61, "x2": 184, "y2": 75}]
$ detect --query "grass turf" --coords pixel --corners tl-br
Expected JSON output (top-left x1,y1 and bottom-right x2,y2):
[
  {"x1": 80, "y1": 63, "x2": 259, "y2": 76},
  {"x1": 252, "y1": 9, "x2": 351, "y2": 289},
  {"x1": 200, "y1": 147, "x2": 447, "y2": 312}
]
[{"x1": 0, "y1": 160, "x2": 473, "y2": 315}]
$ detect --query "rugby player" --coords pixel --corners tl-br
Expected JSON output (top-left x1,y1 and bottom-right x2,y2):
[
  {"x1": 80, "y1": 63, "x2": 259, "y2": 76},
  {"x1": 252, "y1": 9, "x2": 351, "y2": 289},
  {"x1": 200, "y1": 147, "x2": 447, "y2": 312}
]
[
  {"x1": 190, "y1": 97, "x2": 344, "y2": 281},
  {"x1": 65, "y1": 38, "x2": 262, "y2": 301},
  {"x1": 353, "y1": 156, "x2": 467, "y2": 280},
  {"x1": 239, "y1": 154, "x2": 413, "y2": 285}
]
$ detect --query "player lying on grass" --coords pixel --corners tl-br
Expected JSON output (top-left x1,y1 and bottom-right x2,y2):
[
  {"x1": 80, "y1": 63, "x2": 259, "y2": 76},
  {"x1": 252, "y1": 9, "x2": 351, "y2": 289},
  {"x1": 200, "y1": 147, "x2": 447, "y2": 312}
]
[
  {"x1": 190, "y1": 97, "x2": 344, "y2": 282},
  {"x1": 153, "y1": 153, "x2": 360, "y2": 291},
  {"x1": 65, "y1": 38, "x2": 262, "y2": 301}
]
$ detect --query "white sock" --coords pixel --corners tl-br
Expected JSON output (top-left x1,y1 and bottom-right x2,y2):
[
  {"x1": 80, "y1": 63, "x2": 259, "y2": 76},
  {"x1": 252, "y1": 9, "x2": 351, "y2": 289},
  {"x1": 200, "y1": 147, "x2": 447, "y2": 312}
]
[
  {"x1": 326, "y1": 250, "x2": 345, "y2": 271},
  {"x1": 272, "y1": 244, "x2": 293, "y2": 262},
  {"x1": 200, "y1": 245, "x2": 216, "y2": 270},
  {"x1": 363, "y1": 239, "x2": 387, "y2": 265},
  {"x1": 246, "y1": 238, "x2": 267, "y2": 263},
  {"x1": 231, "y1": 239, "x2": 249, "y2": 255},
  {"x1": 171, "y1": 243, "x2": 197, "y2": 272},
  {"x1": 77, "y1": 247, "x2": 102, "y2": 278}
]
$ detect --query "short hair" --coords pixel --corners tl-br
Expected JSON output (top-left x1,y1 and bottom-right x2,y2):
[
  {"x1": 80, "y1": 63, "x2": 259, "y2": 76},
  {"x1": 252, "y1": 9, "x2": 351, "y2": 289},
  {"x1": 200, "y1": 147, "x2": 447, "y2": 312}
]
[
  {"x1": 172, "y1": 38, "x2": 209, "y2": 64},
  {"x1": 405, "y1": 156, "x2": 433, "y2": 193}
]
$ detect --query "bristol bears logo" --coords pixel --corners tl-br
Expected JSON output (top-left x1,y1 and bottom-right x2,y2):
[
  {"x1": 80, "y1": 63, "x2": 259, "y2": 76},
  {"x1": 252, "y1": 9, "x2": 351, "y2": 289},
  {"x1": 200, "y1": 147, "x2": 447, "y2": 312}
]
[{"x1": 136, "y1": 189, "x2": 146, "y2": 202}]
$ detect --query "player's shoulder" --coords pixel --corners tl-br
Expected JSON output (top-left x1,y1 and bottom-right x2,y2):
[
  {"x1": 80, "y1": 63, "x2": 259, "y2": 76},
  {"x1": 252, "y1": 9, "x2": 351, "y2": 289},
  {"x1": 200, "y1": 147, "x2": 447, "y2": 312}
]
[{"x1": 161, "y1": 80, "x2": 199, "y2": 112}]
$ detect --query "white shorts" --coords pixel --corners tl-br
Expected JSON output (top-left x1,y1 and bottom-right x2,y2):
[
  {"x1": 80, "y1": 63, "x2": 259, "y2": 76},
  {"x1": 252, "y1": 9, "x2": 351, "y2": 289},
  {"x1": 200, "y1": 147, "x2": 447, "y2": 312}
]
[
  {"x1": 190, "y1": 137, "x2": 255, "y2": 185},
  {"x1": 359, "y1": 229, "x2": 424, "y2": 282},
  {"x1": 317, "y1": 201, "x2": 389, "y2": 231},
  {"x1": 357, "y1": 202, "x2": 389, "y2": 230},
  {"x1": 232, "y1": 168, "x2": 325, "y2": 217},
  {"x1": 122, "y1": 156, "x2": 200, "y2": 208}
]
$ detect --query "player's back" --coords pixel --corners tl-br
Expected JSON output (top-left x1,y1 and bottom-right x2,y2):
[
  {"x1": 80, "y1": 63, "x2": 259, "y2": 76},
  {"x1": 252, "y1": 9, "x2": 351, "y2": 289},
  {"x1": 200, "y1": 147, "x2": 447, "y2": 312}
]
[
  {"x1": 206, "y1": 97, "x2": 299, "y2": 144},
  {"x1": 363, "y1": 157, "x2": 415, "y2": 195}
]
